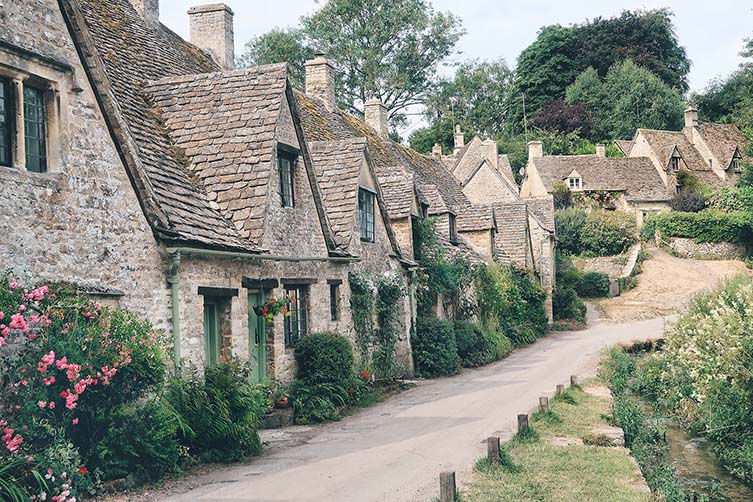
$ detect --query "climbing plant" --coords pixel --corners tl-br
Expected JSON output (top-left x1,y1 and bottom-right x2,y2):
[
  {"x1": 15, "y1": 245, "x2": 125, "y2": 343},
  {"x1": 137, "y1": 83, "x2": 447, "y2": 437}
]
[
  {"x1": 374, "y1": 273, "x2": 406, "y2": 379},
  {"x1": 348, "y1": 270, "x2": 374, "y2": 365}
]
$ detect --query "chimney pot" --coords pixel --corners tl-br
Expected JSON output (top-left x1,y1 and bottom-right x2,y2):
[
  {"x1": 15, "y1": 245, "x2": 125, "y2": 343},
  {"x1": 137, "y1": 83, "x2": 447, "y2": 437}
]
[
  {"x1": 684, "y1": 104, "x2": 698, "y2": 130},
  {"x1": 595, "y1": 143, "x2": 606, "y2": 157},
  {"x1": 188, "y1": 4, "x2": 235, "y2": 70},
  {"x1": 527, "y1": 140, "x2": 543, "y2": 161},
  {"x1": 130, "y1": 0, "x2": 159, "y2": 26},
  {"x1": 364, "y1": 98, "x2": 389, "y2": 138},
  {"x1": 432, "y1": 143, "x2": 443, "y2": 158},
  {"x1": 305, "y1": 56, "x2": 336, "y2": 111},
  {"x1": 453, "y1": 125, "x2": 465, "y2": 155}
]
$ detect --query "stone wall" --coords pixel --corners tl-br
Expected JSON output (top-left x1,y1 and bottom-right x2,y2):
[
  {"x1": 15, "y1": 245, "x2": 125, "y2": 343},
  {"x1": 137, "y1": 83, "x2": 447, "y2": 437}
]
[
  {"x1": 666, "y1": 238, "x2": 749, "y2": 260},
  {"x1": 0, "y1": 0, "x2": 169, "y2": 332}
]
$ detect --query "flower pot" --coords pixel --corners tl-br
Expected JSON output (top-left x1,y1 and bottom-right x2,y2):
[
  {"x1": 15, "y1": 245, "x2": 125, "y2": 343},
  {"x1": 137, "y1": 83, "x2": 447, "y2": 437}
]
[{"x1": 274, "y1": 397, "x2": 289, "y2": 409}]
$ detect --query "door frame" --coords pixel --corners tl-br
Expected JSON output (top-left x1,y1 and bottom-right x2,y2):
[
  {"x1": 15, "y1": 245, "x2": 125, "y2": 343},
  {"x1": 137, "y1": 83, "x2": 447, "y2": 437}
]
[{"x1": 248, "y1": 289, "x2": 267, "y2": 383}]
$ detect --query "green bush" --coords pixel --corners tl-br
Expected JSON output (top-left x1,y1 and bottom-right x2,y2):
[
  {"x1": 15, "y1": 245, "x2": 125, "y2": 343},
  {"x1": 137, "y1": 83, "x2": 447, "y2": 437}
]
[
  {"x1": 488, "y1": 330, "x2": 513, "y2": 360},
  {"x1": 411, "y1": 317, "x2": 459, "y2": 378},
  {"x1": 554, "y1": 208, "x2": 587, "y2": 254},
  {"x1": 579, "y1": 210, "x2": 638, "y2": 256},
  {"x1": 454, "y1": 320, "x2": 497, "y2": 367},
  {"x1": 166, "y1": 360, "x2": 268, "y2": 463},
  {"x1": 709, "y1": 186, "x2": 753, "y2": 212},
  {"x1": 288, "y1": 380, "x2": 347, "y2": 424},
  {"x1": 575, "y1": 271, "x2": 611, "y2": 298},
  {"x1": 642, "y1": 210, "x2": 753, "y2": 243},
  {"x1": 669, "y1": 191, "x2": 707, "y2": 212},
  {"x1": 295, "y1": 332, "x2": 355, "y2": 387}
]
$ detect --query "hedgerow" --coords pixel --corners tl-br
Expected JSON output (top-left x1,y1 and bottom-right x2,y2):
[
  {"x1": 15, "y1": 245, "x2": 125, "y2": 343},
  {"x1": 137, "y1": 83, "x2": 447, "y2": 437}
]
[{"x1": 642, "y1": 210, "x2": 753, "y2": 243}]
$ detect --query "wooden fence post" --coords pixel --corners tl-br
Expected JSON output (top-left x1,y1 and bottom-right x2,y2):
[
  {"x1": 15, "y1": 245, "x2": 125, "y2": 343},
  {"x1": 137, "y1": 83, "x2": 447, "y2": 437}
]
[
  {"x1": 439, "y1": 471, "x2": 456, "y2": 502},
  {"x1": 556, "y1": 384, "x2": 565, "y2": 396},
  {"x1": 570, "y1": 375, "x2": 578, "y2": 387},
  {"x1": 487, "y1": 436, "x2": 500, "y2": 464},
  {"x1": 517, "y1": 414, "x2": 529, "y2": 435},
  {"x1": 539, "y1": 396, "x2": 549, "y2": 413}
]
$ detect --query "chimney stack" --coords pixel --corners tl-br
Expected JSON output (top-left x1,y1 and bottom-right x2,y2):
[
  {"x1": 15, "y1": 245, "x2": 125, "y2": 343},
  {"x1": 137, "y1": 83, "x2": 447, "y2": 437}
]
[
  {"x1": 364, "y1": 98, "x2": 389, "y2": 138},
  {"x1": 453, "y1": 125, "x2": 465, "y2": 155},
  {"x1": 305, "y1": 54, "x2": 336, "y2": 111},
  {"x1": 432, "y1": 143, "x2": 443, "y2": 158},
  {"x1": 130, "y1": 0, "x2": 160, "y2": 26},
  {"x1": 188, "y1": 4, "x2": 235, "y2": 70},
  {"x1": 482, "y1": 139, "x2": 498, "y2": 164},
  {"x1": 528, "y1": 140, "x2": 543, "y2": 161},
  {"x1": 684, "y1": 104, "x2": 698, "y2": 130},
  {"x1": 595, "y1": 143, "x2": 606, "y2": 157}
]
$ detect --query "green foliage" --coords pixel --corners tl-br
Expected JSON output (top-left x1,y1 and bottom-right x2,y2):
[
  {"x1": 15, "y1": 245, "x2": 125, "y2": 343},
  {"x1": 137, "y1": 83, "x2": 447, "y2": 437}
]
[
  {"x1": 554, "y1": 208, "x2": 587, "y2": 254},
  {"x1": 453, "y1": 320, "x2": 498, "y2": 368},
  {"x1": 575, "y1": 271, "x2": 611, "y2": 298},
  {"x1": 349, "y1": 270, "x2": 374, "y2": 364},
  {"x1": 567, "y1": 60, "x2": 684, "y2": 141},
  {"x1": 294, "y1": 332, "x2": 355, "y2": 388},
  {"x1": 708, "y1": 186, "x2": 753, "y2": 212},
  {"x1": 237, "y1": 28, "x2": 314, "y2": 88},
  {"x1": 552, "y1": 287, "x2": 586, "y2": 322},
  {"x1": 579, "y1": 210, "x2": 638, "y2": 256},
  {"x1": 552, "y1": 183, "x2": 572, "y2": 210},
  {"x1": 642, "y1": 210, "x2": 753, "y2": 243},
  {"x1": 515, "y1": 9, "x2": 689, "y2": 125},
  {"x1": 474, "y1": 443, "x2": 521, "y2": 474},
  {"x1": 165, "y1": 360, "x2": 268, "y2": 463},
  {"x1": 0, "y1": 457, "x2": 47, "y2": 502},
  {"x1": 669, "y1": 191, "x2": 707, "y2": 212},
  {"x1": 411, "y1": 317, "x2": 459, "y2": 378},
  {"x1": 374, "y1": 274, "x2": 406, "y2": 379},
  {"x1": 288, "y1": 380, "x2": 347, "y2": 424}
]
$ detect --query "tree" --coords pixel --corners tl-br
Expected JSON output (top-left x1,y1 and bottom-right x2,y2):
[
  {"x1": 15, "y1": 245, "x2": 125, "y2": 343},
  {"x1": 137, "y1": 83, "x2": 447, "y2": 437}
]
[
  {"x1": 408, "y1": 59, "x2": 514, "y2": 153},
  {"x1": 514, "y1": 9, "x2": 689, "y2": 124},
  {"x1": 237, "y1": 28, "x2": 314, "y2": 89},
  {"x1": 529, "y1": 98, "x2": 594, "y2": 138},
  {"x1": 300, "y1": 0, "x2": 464, "y2": 120},
  {"x1": 566, "y1": 60, "x2": 684, "y2": 140}
]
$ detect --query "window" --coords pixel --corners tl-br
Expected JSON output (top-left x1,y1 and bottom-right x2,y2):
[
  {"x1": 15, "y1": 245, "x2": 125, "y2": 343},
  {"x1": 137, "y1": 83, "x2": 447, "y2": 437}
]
[
  {"x1": 359, "y1": 187, "x2": 375, "y2": 242},
  {"x1": 568, "y1": 177, "x2": 581, "y2": 190},
  {"x1": 0, "y1": 78, "x2": 11, "y2": 167},
  {"x1": 203, "y1": 301, "x2": 220, "y2": 366},
  {"x1": 420, "y1": 203, "x2": 429, "y2": 219},
  {"x1": 284, "y1": 286, "x2": 308, "y2": 347},
  {"x1": 449, "y1": 213, "x2": 457, "y2": 243},
  {"x1": 732, "y1": 158, "x2": 742, "y2": 172},
  {"x1": 669, "y1": 157, "x2": 680, "y2": 172},
  {"x1": 278, "y1": 150, "x2": 296, "y2": 207},
  {"x1": 24, "y1": 86, "x2": 47, "y2": 173},
  {"x1": 329, "y1": 283, "x2": 340, "y2": 321}
]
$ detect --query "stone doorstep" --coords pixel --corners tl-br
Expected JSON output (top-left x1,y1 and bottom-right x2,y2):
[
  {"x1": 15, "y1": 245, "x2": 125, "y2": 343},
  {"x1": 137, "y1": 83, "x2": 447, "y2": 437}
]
[{"x1": 260, "y1": 406, "x2": 294, "y2": 430}]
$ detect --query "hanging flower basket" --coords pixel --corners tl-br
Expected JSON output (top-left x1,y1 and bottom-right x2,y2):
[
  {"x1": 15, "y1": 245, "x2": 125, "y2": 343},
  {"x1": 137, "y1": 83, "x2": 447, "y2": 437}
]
[{"x1": 253, "y1": 295, "x2": 295, "y2": 321}]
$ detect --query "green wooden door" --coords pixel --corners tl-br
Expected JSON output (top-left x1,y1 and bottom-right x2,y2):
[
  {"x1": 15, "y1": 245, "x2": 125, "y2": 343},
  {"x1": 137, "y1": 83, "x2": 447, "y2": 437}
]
[
  {"x1": 248, "y1": 291, "x2": 266, "y2": 383},
  {"x1": 203, "y1": 302, "x2": 220, "y2": 366}
]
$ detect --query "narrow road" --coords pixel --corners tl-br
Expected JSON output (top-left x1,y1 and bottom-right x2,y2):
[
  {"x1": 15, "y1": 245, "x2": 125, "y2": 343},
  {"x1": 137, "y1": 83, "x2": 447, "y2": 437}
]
[{"x1": 152, "y1": 316, "x2": 665, "y2": 502}]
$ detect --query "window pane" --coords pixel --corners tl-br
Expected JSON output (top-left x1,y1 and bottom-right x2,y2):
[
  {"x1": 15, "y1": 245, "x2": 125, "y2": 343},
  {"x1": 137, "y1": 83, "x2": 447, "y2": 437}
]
[
  {"x1": 204, "y1": 303, "x2": 218, "y2": 366},
  {"x1": 24, "y1": 86, "x2": 47, "y2": 173},
  {"x1": 278, "y1": 153, "x2": 296, "y2": 207},
  {"x1": 330, "y1": 284, "x2": 339, "y2": 321},
  {"x1": 359, "y1": 189, "x2": 375, "y2": 241}
]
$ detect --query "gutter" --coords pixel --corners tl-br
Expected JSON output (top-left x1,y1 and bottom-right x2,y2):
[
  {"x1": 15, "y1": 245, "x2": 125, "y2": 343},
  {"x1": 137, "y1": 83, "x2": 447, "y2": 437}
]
[{"x1": 168, "y1": 251, "x2": 181, "y2": 374}]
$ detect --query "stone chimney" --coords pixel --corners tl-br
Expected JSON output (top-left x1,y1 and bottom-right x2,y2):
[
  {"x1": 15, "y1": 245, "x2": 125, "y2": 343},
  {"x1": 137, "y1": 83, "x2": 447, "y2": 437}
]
[
  {"x1": 130, "y1": 0, "x2": 159, "y2": 26},
  {"x1": 595, "y1": 143, "x2": 606, "y2": 157},
  {"x1": 684, "y1": 105, "x2": 698, "y2": 129},
  {"x1": 305, "y1": 54, "x2": 336, "y2": 111},
  {"x1": 453, "y1": 125, "x2": 465, "y2": 155},
  {"x1": 528, "y1": 140, "x2": 543, "y2": 161},
  {"x1": 188, "y1": 4, "x2": 235, "y2": 70},
  {"x1": 482, "y1": 139, "x2": 498, "y2": 163},
  {"x1": 364, "y1": 98, "x2": 389, "y2": 138},
  {"x1": 432, "y1": 143, "x2": 443, "y2": 158}
]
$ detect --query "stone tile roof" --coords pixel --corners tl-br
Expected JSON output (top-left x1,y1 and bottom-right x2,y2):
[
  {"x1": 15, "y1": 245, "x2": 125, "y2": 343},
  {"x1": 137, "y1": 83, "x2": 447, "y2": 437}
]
[
  {"x1": 145, "y1": 65, "x2": 289, "y2": 246},
  {"x1": 377, "y1": 168, "x2": 416, "y2": 219},
  {"x1": 534, "y1": 155, "x2": 672, "y2": 201},
  {"x1": 524, "y1": 196, "x2": 555, "y2": 233},
  {"x1": 65, "y1": 0, "x2": 252, "y2": 250},
  {"x1": 497, "y1": 154, "x2": 517, "y2": 186},
  {"x1": 437, "y1": 233, "x2": 487, "y2": 265},
  {"x1": 697, "y1": 123, "x2": 747, "y2": 169},
  {"x1": 492, "y1": 202, "x2": 529, "y2": 267},
  {"x1": 638, "y1": 129, "x2": 726, "y2": 188},
  {"x1": 614, "y1": 140, "x2": 634, "y2": 155},
  {"x1": 308, "y1": 139, "x2": 367, "y2": 250},
  {"x1": 456, "y1": 205, "x2": 495, "y2": 232}
]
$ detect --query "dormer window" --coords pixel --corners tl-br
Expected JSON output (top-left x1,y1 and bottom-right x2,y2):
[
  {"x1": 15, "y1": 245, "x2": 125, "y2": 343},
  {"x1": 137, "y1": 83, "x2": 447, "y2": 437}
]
[
  {"x1": 358, "y1": 187, "x2": 375, "y2": 242},
  {"x1": 731, "y1": 157, "x2": 742, "y2": 173},
  {"x1": 448, "y1": 213, "x2": 457, "y2": 244},
  {"x1": 278, "y1": 147, "x2": 297, "y2": 207},
  {"x1": 567, "y1": 177, "x2": 582, "y2": 190},
  {"x1": 669, "y1": 156, "x2": 680, "y2": 172},
  {"x1": 420, "y1": 202, "x2": 429, "y2": 219}
]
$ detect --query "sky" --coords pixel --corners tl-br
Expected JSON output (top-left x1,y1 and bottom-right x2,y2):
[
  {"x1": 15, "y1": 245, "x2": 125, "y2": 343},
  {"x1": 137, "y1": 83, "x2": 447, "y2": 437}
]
[{"x1": 159, "y1": 0, "x2": 753, "y2": 132}]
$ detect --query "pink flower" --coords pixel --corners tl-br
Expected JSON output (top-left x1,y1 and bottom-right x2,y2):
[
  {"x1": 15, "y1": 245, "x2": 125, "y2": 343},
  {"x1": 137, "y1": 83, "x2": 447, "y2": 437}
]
[
  {"x1": 17, "y1": 305, "x2": 26, "y2": 313},
  {"x1": 73, "y1": 381, "x2": 87, "y2": 395},
  {"x1": 43, "y1": 376, "x2": 56, "y2": 385},
  {"x1": 0, "y1": 325, "x2": 7, "y2": 336},
  {"x1": 66, "y1": 364, "x2": 81, "y2": 382},
  {"x1": 72, "y1": 418, "x2": 79, "y2": 425},
  {"x1": 0, "y1": 312, "x2": 4, "y2": 320},
  {"x1": 48, "y1": 401, "x2": 55, "y2": 409},
  {"x1": 65, "y1": 392, "x2": 78, "y2": 410},
  {"x1": 0, "y1": 337, "x2": 5, "y2": 348},
  {"x1": 28, "y1": 286, "x2": 49, "y2": 302},
  {"x1": 9, "y1": 313, "x2": 29, "y2": 333},
  {"x1": 8, "y1": 279, "x2": 20, "y2": 290},
  {"x1": 38, "y1": 401, "x2": 47, "y2": 408},
  {"x1": 56, "y1": 356, "x2": 68, "y2": 371}
]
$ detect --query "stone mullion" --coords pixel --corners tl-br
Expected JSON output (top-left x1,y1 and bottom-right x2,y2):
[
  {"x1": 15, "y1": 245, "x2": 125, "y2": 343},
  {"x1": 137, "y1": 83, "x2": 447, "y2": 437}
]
[{"x1": 12, "y1": 78, "x2": 25, "y2": 170}]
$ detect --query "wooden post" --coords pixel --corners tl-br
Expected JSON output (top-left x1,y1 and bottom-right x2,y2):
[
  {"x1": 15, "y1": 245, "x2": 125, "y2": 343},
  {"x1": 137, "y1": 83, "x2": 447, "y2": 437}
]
[
  {"x1": 487, "y1": 436, "x2": 500, "y2": 464},
  {"x1": 570, "y1": 375, "x2": 578, "y2": 387},
  {"x1": 517, "y1": 414, "x2": 529, "y2": 435},
  {"x1": 539, "y1": 396, "x2": 549, "y2": 413},
  {"x1": 439, "y1": 471, "x2": 456, "y2": 502},
  {"x1": 556, "y1": 384, "x2": 565, "y2": 396}
]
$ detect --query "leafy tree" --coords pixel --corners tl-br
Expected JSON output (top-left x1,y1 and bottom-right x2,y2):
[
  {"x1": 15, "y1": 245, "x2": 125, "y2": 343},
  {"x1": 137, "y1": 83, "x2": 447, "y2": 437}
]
[
  {"x1": 529, "y1": 98, "x2": 594, "y2": 138},
  {"x1": 514, "y1": 9, "x2": 689, "y2": 123},
  {"x1": 566, "y1": 60, "x2": 684, "y2": 140},
  {"x1": 237, "y1": 28, "x2": 314, "y2": 88},
  {"x1": 300, "y1": 0, "x2": 464, "y2": 120}
]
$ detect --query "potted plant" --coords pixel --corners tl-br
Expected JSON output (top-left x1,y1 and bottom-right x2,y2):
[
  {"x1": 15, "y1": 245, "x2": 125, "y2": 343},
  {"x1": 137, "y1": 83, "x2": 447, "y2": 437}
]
[
  {"x1": 252, "y1": 295, "x2": 295, "y2": 321},
  {"x1": 272, "y1": 383, "x2": 290, "y2": 409}
]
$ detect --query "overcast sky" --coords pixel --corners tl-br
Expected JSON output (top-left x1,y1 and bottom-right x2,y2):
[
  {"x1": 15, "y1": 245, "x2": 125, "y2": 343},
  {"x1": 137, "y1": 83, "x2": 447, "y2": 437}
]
[{"x1": 159, "y1": 0, "x2": 752, "y2": 132}]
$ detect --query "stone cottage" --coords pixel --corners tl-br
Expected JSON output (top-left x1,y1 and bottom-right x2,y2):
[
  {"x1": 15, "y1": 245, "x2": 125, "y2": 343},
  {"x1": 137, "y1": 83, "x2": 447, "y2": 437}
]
[
  {"x1": 1, "y1": 0, "x2": 415, "y2": 381},
  {"x1": 622, "y1": 105, "x2": 749, "y2": 190},
  {"x1": 520, "y1": 140, "x2": 674, "y2": 226}
]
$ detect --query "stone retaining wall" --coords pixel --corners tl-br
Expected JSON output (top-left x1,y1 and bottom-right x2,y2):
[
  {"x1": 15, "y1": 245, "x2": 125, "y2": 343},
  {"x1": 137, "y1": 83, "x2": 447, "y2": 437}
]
[{"x1": 666, "y1": 238, "x2": 748, "y2": 260}]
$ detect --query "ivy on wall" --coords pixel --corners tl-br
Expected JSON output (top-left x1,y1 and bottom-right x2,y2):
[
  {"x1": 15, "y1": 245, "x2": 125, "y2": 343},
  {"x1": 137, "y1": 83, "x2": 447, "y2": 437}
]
[
  {"x1": 374, "y1": 274, "x2": 406, "y2": 379},
  {"x1": 348, "y1": 270, "x2": 374, "y2": 365}
]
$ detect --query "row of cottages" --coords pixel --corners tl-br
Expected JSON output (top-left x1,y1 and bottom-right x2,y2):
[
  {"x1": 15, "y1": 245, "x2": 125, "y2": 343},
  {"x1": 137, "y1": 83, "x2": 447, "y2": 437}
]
[
  {"x1": 520, "y1": 106, "x2": 750, "y2": 226},
  {"x1": 0, "y1": 0, "x2": 554, "y2": 382}
]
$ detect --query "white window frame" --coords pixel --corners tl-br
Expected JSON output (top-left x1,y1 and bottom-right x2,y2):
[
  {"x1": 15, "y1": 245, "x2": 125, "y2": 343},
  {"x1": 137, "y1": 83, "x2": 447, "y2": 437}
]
[{"x1": 568, "y1": 177, "x2": 582, "y2": 190}]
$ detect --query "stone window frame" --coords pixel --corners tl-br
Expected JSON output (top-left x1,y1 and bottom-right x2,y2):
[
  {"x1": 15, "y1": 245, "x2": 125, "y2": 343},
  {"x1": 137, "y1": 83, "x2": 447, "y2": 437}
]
[
  {"x1": 277, "y1": 143, "x2": 299, "y2": 208},
  {"x1": 358, "y1": 186, "x2": 376, "y2": 242},
  {"x1": 448, "y1": 212, "x2": 458, "y2": 244},
  {"x1": 669, "y1": 156, "x2": 681, "y2": 172},
  {"x1": 328, "y1": 279, "x2": 342, "y2": 321},
  {"x1": 283, "y1": 284, "x2": 309, "y2": 347},
  {"x1": 0, "y1": 44, "x2": 66, "y2": 176},
  {"x1": 731, "y1": 157, "x2": 742, "y2": 173}
]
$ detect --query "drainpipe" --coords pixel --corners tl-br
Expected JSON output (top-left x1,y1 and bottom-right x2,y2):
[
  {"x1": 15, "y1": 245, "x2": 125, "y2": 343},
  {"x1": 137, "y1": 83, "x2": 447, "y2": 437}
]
[{"x1": 168, "y1": 251, "x2": 181, "y2": 375}]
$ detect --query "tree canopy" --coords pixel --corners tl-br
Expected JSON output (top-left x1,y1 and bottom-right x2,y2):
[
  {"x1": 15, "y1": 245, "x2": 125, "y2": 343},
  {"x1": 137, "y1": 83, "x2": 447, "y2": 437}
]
[{"x1": 237, "y1": 28, "x2": 313, "y2": 88}]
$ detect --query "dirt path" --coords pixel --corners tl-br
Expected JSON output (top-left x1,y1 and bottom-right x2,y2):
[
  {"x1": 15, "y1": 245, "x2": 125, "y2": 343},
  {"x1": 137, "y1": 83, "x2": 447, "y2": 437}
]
[{"x1": 597, "y1": 247, "x2": 751, "y2": 323}]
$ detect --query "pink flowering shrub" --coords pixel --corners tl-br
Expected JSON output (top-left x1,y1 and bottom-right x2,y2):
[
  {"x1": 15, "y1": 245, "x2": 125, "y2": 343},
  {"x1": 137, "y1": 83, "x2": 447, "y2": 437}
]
[{"x1": 0, "y1": 275, "x2": 168, "y2": 500}]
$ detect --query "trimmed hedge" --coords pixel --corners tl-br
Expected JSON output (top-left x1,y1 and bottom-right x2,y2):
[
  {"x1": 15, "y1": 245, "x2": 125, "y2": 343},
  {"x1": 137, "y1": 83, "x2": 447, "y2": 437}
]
[
  {"x1": 555, "y1": 208, "x2": 637, "y2": 256},
  {"x1": 553, "y1": 287, "x2": 586, "y2": 322},
  {"x1": 295, "y1": 332, "x2": 355, "y2": 387},
  {"x1": 411, "y1": 318, "x2": 459, "y2": 378},
  {"x1": 575, "y1": 271, "x2": 611, "y2": 298},
  {"x1": 642, "y1": 210, "x2": 753, "y2": 243}
]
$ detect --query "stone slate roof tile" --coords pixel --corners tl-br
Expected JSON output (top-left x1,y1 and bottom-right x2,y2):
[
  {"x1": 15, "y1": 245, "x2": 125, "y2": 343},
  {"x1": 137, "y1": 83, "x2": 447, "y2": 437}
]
[
  {"x1": 492, "y1": 202, "x2": 529, "y2": 267},
  {"x1": 639, "y1": 129, "x2": 708, "y2": 172},
  {"x1": 378, "y1": 168, "x2": 416, "y2": 219},
  {"x1": 145, "y1": 65, "x2": 288, "y2": 245},
  {"x1": 525, "y1": 196, "x2": 555, "y2": 233},
  {"x1": 457, "y1": 204, "x2": 495, "y2": 231},
  {"x1": 534, "y1": 155, "x2": 673, "y2": 201},
  {"x1": 614, "y1": 140, "x2": 634, "y2": 155},
  {"x1": 697, "y1": 123, "x2": 747, "y2": 169}
]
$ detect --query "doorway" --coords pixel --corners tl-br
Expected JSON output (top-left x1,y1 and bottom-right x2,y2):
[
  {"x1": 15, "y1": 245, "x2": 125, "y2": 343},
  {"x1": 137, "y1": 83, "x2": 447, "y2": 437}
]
[{"x1": 248, "y1": 290, "x2": 267, "y2": 383}]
